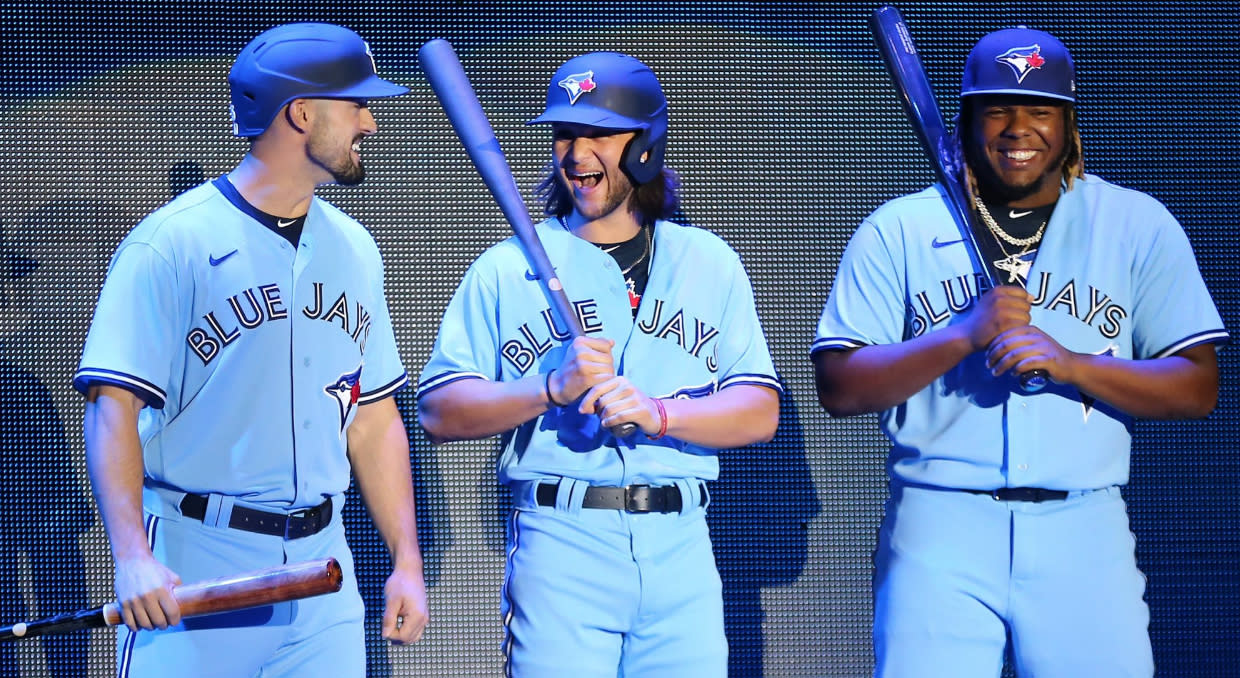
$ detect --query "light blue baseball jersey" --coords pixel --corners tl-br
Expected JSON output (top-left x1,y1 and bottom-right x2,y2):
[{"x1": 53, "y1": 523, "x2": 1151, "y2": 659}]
[
  {"x1": 813, "y1": 174, "x2": 1227, "y2": 491},
  {"x1": 419, "y1": 218, "x2": 782, "y2": 487},
  {"x1": 75, "y1": 178, "x2": 407, "y2": 509}
]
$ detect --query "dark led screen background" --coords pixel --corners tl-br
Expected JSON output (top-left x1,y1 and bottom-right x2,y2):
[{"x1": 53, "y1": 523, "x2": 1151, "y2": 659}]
[{"x1": 1, "y1": 1, "x2": 1236, "y2": 676}]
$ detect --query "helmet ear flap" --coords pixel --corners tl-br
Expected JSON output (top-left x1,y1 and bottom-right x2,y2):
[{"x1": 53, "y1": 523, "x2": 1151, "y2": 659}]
[{"x1": 621, "y1": 124, "x2": 666, "y2": 185}]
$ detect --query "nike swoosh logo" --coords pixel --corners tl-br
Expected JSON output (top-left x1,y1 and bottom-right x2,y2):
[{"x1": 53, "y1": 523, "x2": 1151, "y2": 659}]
[
  {"x1": 524, "y1": 270, "x2": 539, "y2": 281},
  {"x1": 931, "y1": 237, "x2": 965, "y2": 248},
  {"x1": 277, "y1": 219, "x2": 297, "y2": 228},
  {"x1": 209, "y1": 250, "x2": 239, "y2": 266},
  {"x1": 1009, "y1": 209, "x2": 1033, "y2": 218}
]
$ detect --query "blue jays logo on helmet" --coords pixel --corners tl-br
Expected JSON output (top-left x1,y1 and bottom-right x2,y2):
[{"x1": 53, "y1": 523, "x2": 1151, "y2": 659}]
[
  {"x1": 558, "y1": 71, "x2": 597, "y2": 105},
  {"x1": 995, "y1": 44, "x2": 1046, "y2": 84},
  {"x1": 325, "y1": 364, "x2": 363, "y2": 433},
  {"x1": 961, "y1": 27, "x2": 1075, "y2": 103}
]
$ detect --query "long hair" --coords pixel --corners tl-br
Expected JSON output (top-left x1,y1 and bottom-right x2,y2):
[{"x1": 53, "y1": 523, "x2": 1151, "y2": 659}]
[
  {"x1": 951, "y1": 99, "x2": 1084, "y2": 203},
  {"x1": 535, "y1": 164, "x2": 681, "y2": 224}
]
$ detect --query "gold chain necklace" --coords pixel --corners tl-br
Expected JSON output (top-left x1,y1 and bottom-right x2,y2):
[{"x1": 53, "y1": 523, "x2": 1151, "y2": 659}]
[{"x1": 973, "y1": 195, "x2": 1047, "y2": 248}]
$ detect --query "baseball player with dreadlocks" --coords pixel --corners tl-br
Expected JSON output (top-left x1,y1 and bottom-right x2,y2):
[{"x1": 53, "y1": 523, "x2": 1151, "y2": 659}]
[
  {"x1": 75, "y1": 23, "x2": 428, "y2": 677},
  {"x1": 812, "y1": 27, "x2": 1227, "y2": 676},
  {"x1": 418, "y1": 52, "x2": 781, "y2": 676}
]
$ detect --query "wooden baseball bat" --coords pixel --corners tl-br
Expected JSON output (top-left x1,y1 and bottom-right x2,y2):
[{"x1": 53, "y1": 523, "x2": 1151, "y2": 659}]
[
  {"x1": 0, "y1": 557, "x2": 342, "y2": 641},
  {"x1": 418, "y1": 38, "x2": 640, "y2": 436},
  {"x1": 870, "y1": 6, "x2": 1048, "y2": 392}
]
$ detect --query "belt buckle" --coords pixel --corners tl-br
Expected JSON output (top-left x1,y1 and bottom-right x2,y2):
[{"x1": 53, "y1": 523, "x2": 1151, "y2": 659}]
[
  {"x1": 624, "y1": 485, "x2": 651, "y2": 513},
  {"x1": 284, "y1": 505, "x2": 319, "y2": 539}
]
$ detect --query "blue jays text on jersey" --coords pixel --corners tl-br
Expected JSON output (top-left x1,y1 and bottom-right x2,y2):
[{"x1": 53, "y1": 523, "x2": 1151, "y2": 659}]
[
  {"x1": 186, "y1": 281, "x2": 374, "y2": 365},
  {"x1": 906, "y1": 270, "x2": 1129, "y2": 341},
  {"x1": 499, "y1": 295, "x2": 723, "y2": 375}
]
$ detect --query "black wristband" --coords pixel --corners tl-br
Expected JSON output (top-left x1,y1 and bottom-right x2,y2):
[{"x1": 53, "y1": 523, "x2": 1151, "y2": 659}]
[{"x1": 544, "y1": 370, "x2": 566, "y2": 408}]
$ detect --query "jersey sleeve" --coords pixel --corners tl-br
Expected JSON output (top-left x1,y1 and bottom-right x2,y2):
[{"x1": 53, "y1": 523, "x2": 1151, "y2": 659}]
[
  {"x1": 357, "y1": 248, "x2": 408, "y2": 404},
  {"x1": 1129, "y1": 206, "x2": 1228, "y2": 358},
  {"x1": 812, "y1": 217, "x2": 907, "y2": 354},
  {"x1": 74, "y1": 242, "x2": 181, "y2": 408},
  {"x1": 417, "y1": 258, "x2": 501, "y2": 396},
  {"x1": 713, "y1": 253, "x2": 782, "y2": 394}
]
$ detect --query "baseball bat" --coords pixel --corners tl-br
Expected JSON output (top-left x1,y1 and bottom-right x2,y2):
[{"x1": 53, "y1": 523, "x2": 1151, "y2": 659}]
[
  {"x1": 418, "y1": 38, "x2": 640, "y2": 436},
  {"x1": 869, "y1": 5, "x2": 1047, "y2": 392},
  {"x1": 0, "y1": 557, "x2": 342, "y2": 641}
]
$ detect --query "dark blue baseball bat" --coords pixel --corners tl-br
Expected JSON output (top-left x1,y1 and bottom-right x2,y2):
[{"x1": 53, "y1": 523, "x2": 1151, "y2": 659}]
[{"x1": 870, "y1": 6, "x2": 1048, "y2": 392}]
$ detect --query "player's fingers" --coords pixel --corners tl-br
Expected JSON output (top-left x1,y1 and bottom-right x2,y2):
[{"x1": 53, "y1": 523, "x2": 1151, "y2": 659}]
[
  {"x1": 385, "y1": 607, "x2": 428, "y2": 645},
  {"x1": 380, "y1": 604, "x2": 400, "y2": 641},
  {"x1": 141, "y1": 591, "x2": 173, "y2": 629},
  {"x1": 578, "y1": 378, "x2": 623, "y2": 414},
  {"x1": 399, "y1": 611, "x2": 429, "y2": 644},
  {"x1": 159, "y1": 589, "x2": 182, "y2": 627},
  {"x1": 600, "y1": 402, "x2": 647, "y2": 430},
  {"x1": 119, "y1": 602, "x2": 139, "y2": 632},
  {"x1": 129, "y1": 598, "x2": 157, "y2": 630}
]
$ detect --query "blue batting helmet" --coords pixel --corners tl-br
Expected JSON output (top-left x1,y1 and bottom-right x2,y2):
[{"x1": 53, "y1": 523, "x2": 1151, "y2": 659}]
[
  {"x1": 528, "y1": 52, "x2": 668, "y2": 185},
  {"x1": 228, "y1": 23, "x2": 408, "y2": 137}
]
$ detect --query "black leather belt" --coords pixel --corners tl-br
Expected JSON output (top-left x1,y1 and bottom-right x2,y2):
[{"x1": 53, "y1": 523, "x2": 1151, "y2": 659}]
[
  {"x1": 535, "y1": 483, "x2": 703, "y2": 513},
  {"x1": 962, "y1": 487, "x2": 1069, "y2": 502},
  {"x1": 179, "y1": 494, "x2": 332, "y2": 539}
]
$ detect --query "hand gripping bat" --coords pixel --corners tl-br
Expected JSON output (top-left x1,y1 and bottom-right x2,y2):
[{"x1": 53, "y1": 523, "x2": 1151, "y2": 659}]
[
  {"x1": 0, "y1": 557, "x2": 342, "y2": 641},
  {"x1": 870, "y1": 5, "x2": 1048, "y2": 392},
  {"x1": 418, "y1": 38, "x2": 641, "y2": 435}
]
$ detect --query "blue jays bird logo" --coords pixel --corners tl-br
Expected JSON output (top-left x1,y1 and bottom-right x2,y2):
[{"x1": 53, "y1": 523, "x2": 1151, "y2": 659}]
[
  {"x1": 325, "y1": 364, "x2": 363, "y2": 433},
  {"x1": 557, "y1": 71, "x2": 596, "y2": 105},
  {"x1": 995, "y1": 44, "x2": 1046, "y2": 84}
]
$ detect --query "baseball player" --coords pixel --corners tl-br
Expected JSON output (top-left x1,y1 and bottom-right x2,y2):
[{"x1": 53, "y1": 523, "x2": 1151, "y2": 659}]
[
  {"x1": 812, "y1": 27, "x2": 1227, "y2": 677},
  {"x1": 74, "y1": 23, "x2": 428, "y2": 677},
  {"x1": 418, "y1": 52, "x2": 781, "y2": 677}
]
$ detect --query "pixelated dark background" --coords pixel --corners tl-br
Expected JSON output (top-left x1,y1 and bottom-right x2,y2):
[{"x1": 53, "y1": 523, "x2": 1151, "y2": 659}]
[{"x1": 0, "y1": 1, "x2": 1235, "y2": 676}]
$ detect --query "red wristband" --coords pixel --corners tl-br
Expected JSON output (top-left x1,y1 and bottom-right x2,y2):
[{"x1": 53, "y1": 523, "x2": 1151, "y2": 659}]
[{"x1": 647, "y1": 398, "x2": 668, "y2": 440}]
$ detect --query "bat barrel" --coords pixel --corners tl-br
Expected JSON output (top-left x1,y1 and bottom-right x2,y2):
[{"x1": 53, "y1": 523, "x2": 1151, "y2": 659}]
[
  {"x1": 418, "y1": 38, "x2": 585, "y2": 339},
  {"x1": 174, "y1": 557, "x2": 342, "y2": 618}
]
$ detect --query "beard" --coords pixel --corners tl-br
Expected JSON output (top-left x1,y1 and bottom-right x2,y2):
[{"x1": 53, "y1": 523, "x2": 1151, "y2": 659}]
[
  {"x1": 560, "y1": 170, "x2": 635, "y2": 221},
  {"x1": 966, "y1": 139, "x2": 1070, "y2": 204},
  {"x1": 308, "y1": 128, "x2": 365, "y2": 186}
]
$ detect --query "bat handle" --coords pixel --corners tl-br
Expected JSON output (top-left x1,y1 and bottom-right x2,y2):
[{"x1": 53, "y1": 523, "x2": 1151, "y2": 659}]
[{"x1": 1019, "y1": 369, "x2": 1049, "y2": 392}]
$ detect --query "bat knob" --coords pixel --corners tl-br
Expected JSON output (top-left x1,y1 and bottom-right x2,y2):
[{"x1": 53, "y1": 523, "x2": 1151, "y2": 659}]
[
  {"x1": 609, "y1": 422, "x2": 638, "y2": 438},
  {"x1": 1019, "y1": 369, "x2": 1048, "y2": 393}
]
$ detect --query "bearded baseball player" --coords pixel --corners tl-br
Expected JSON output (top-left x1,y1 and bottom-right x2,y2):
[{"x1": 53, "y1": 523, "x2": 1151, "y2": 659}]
[
  {"x1": 74, "y1": 23, "x2": 428, "y2": 677},
  {"x1": 813, "y1": 27, "x2": 1227, "y2": 676},
  {"x1": 418, "y1": 52, "x2": 781, "y2": 677}
]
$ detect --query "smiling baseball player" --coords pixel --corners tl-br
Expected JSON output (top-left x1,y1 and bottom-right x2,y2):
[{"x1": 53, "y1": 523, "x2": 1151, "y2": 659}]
[
  {"x1": 74, "y1": 23, "x2": 428, "y2": 677},
  {"x1": 418, "y1": 52, "x2": 781, "y2": 677},
  {"x1": 812, "y1": 27, "x2": 1227, "y2": 677}
]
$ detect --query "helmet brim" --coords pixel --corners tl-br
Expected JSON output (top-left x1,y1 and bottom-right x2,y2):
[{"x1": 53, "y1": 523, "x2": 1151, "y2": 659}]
[
  {"x1": 961, "y1": 87, "x2": 1073, "y2": 103},
  {"x1": 324, "y1": 73, "x2": 409, "y2": 100},
  {"x1": 527, "y1": 103, "x2": 648, "y2": 130}
]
